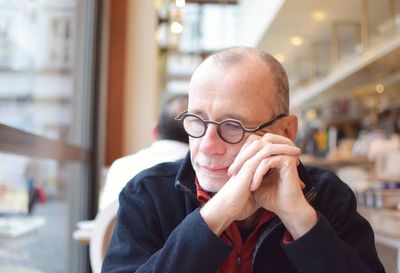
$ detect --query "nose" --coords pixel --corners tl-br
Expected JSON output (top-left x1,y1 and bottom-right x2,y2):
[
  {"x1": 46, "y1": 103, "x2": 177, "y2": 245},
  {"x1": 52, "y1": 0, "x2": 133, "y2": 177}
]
[{"x1": 198, "y1": 124, "x2": 226, "y2": 156}]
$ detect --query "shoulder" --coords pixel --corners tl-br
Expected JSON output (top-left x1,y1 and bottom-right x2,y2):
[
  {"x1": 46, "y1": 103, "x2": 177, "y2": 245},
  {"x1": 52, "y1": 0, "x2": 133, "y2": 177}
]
[
  {"x1": 303, "y1": 165, "x2": 354, "y2": 203},
  {"x1": 303, "y1": 165, "x2": 357, "y2": 214},
  {"x1": 304, "y1": 165, "x2": 349, "y2": 191},
  {"x1": 118, "y1": 158, "x2": 192, "y2": 226},
  {"x1": 123, "y1": 159, "x2": 184, "y2": 196}
]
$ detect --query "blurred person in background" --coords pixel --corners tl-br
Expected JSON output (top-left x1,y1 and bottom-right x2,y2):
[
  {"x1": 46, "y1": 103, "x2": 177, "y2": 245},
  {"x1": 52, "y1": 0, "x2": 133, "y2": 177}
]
[
  {"x1": 100, "y1": 94, "x2": 189, "y2": 209},
  {"x1": 102, "y1": 47, "x2": 383, "y2": 273}
]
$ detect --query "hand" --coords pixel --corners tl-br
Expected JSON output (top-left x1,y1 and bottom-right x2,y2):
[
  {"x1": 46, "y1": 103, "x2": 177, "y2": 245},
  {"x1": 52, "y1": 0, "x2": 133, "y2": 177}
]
[
  {"x1": 228, "y1": 133, "x2": 303, "y2": 214},
  {"x1": 228, "y1": 133, "x2": 317, "y2": 239},
  {"x1": 201, "y1": 133, "x2": 302, "y2": 236},
  {"x1": 199, "y1": 160, "x2": 261, "y2": 236}
]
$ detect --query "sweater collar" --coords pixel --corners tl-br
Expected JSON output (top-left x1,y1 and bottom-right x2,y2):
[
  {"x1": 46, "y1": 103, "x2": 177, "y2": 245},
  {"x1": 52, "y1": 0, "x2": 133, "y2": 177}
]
[{"x1": 175, "y1": 152, "x2": 200, "y2": 206}]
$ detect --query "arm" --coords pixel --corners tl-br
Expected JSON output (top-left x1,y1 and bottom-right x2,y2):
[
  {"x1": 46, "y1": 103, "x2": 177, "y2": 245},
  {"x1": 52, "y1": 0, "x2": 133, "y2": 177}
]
[
  {"x1": 282, "y1": 189, "x2": 384, "y2": 273},
  {"x1": 101, "y1": 183, "x2": 231, "y2": 273},
  {"x1": 200, "y1": 133, "x2": 303, "y2": 236},
  {"x1": 227, "y1": 133, "x2": 383, "y2": 272},
  {"x1": 226, "y1": 132, "x2": 317, "y2": 239}
]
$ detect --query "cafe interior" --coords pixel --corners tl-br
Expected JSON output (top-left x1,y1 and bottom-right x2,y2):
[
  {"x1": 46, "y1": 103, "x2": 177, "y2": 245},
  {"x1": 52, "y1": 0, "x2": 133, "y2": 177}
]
[{"x1": 0, "y1": 0, "x2": 400, "y2": 272}]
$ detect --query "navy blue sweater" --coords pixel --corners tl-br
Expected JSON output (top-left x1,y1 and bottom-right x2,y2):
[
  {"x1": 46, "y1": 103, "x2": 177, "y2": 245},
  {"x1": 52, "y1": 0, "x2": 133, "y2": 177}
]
[{"x1": 102, "y1": 153, "x2": 384, "y2": 273}]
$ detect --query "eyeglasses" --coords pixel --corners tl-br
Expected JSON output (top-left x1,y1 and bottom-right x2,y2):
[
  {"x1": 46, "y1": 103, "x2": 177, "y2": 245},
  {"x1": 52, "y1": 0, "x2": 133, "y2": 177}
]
[{"x1": 175, "y1": 110, "x2": 287, "y2": 144}]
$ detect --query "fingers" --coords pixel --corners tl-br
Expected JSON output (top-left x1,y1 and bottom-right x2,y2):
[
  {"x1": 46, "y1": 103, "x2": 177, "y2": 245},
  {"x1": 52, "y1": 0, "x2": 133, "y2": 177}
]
[
  {"x1": 250, "y1": 158, "x2": 270, "y2": 191},
  {"x1": 261, "y1": 133, "x2": 295, "y2": 146},
  {"x1": 228, "y1": 141, "x2": 301, "y2": 176},
  {"x1": 250, "y1": 155, "x2": 300, "y2": 191}
]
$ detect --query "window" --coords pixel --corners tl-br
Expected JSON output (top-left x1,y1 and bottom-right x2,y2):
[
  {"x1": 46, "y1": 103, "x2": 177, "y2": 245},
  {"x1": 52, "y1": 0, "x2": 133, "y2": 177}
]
[{"x1": 0, "y1": 0, "x2": 100, "y2": 272}]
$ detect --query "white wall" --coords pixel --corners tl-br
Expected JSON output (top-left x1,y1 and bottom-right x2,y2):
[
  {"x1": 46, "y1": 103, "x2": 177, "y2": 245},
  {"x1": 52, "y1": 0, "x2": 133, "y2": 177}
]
[{"x1": 123, "y1": 0, "x2": 159, "y2": 154}]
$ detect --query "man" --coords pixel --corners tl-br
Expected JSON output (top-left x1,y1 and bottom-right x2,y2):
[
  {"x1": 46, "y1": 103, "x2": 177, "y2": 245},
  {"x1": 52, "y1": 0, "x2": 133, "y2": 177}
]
[
  {"x1": 102, "y1": 47, "x2": 384, "y2": 273},
  {"x1": 100, "y1": 94, "x2": 189, "y2": 209}
]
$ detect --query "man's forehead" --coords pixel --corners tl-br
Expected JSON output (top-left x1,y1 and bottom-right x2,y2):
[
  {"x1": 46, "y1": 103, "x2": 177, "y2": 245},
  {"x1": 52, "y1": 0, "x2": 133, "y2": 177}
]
[{"x1": 187, "y1": 95, "x2": 276, "y2": 126}]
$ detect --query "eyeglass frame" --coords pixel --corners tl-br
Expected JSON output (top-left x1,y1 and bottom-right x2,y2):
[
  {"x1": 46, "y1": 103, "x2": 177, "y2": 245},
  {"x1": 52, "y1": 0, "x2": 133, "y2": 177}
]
[{"x1": 175, "y1": 110, "x2": 287, "y2": 144}]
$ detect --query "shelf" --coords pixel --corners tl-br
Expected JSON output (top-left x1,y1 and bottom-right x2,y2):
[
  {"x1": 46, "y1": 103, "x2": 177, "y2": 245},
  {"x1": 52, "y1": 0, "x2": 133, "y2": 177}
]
[
  {"x1": 375, "y1": 233, "x2": 400, "y2": 249},
  {"x1": 291, "y1": 33, "x2": 400, "y2": 109},
  {"x1": 300, "y1": 155, "x2": 372, "y2": 169}
]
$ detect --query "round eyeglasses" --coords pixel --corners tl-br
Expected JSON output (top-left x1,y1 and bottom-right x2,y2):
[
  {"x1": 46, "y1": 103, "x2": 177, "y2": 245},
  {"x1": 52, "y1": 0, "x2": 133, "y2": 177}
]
[{"x1": 175, "y1": 111, "x2": 287, "y2": 144}]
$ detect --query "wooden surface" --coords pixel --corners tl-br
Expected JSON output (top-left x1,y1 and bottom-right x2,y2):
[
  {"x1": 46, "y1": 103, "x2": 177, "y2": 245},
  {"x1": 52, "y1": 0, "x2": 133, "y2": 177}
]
[
  {"x1": 105, "y1": 0, "x2": 128, "y2": 166},
  {"x1": 0, "y1": 124, "x2": 87, "y2": 161}
]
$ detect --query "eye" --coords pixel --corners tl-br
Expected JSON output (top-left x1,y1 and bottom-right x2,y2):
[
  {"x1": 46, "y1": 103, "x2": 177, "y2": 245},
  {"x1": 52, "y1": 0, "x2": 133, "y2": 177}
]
[
  {"x1": 219, "y1": 121, "x2": 244, "y2": 143},
  {"x1": 221, "y1": 121, "x2": 242, "y2": 131},
  {"x1": 183, "y1": 115, "x2": 205, "y2": 136},
  {"x1": 220, "y1": 121, "x2": 243, "y2": 136}
]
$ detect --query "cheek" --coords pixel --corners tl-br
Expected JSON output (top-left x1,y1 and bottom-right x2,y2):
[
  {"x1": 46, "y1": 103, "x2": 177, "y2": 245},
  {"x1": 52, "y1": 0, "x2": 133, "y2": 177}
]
[
  {"x1": 228, "y1": 144, "x2": 243, "y2": 158},
  {"x1": 189, "y1": 138, "x2": 200, "y2": 157}
]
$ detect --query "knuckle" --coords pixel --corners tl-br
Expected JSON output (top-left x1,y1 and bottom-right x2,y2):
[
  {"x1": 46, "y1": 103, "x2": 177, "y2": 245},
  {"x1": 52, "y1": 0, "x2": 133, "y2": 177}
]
[
  {"x1": 246, "y1": 134, "x2": 259, "y2": 143},
  {"x1": 261, "y1": 143, "x2": 274, "y2": 156},
  {"x1": 248, "y1": 139, "x2": 263, "y2": 152},
  {"x1": 262, "y1": 132, "x2": 273, "y2": 140},
  {"x1": 242, "y1": 160, "x2": 254, "y2": 171}
]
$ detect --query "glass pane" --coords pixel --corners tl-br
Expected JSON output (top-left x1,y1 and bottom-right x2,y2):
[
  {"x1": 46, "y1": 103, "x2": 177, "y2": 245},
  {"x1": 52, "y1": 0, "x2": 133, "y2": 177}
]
[
  {"x1": 0, "y1": 0, "x2": 90, "y2": 147},
  {"x1": 179, "y1": 3, "x2": 238, "y2": 52},
  {"x1": 0, "y1": 153, "x2": 88, "y2": 273},
  {"x1": 163, "y1": 3, "x2": 239, "y2": 94}
]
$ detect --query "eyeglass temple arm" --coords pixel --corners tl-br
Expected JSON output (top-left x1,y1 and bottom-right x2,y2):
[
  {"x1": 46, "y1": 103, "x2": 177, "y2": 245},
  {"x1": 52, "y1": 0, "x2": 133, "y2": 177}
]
[
  {"x1": 244, "y1": 113, "x2": 288, "y2": 132},
  {"x1": 175, "y1": 110, "x2": 189, "y2": 120}
]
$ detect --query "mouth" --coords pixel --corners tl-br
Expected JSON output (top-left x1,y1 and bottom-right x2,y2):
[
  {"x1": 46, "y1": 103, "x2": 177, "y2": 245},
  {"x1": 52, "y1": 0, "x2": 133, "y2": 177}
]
[{"x1": 199, "y1": 165, "x2": 229, "y2": 175}]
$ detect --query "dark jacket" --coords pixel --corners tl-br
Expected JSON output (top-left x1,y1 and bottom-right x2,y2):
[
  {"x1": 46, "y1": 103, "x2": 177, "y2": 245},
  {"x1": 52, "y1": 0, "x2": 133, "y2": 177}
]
[{"x1": 102, "y1": 153, "x2": 384, "y2": 273}]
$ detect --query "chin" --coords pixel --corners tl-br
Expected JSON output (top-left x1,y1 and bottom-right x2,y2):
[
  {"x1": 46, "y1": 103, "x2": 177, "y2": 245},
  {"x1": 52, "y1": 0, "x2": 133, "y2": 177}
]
[{"x1": 196, "y1": 173, "x2": 227, "y2": 193}]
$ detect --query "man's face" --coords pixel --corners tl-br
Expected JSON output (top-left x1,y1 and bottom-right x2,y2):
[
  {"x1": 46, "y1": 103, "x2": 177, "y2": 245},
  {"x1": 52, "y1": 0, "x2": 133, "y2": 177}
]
[{"x1": 188, "y1": 58, "x2": 278, "y2": 192}]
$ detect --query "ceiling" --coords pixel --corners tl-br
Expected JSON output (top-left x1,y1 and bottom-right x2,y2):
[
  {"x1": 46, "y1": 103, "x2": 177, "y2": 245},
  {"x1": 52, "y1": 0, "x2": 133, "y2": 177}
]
[
  {"x1": 163, "y1": 0, "x2": 400, "y2": 103},
  {"x1": 254, "y1": 0, "x2": 400, "y2": 112},
  {"x1": 258, "y1": 0, "x2": 398, "y2": 77}
]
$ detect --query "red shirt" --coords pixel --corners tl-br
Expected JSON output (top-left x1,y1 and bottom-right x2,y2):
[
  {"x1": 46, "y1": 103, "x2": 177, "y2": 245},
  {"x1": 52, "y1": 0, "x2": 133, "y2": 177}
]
[{"x1": 195, "y1": 178, "x2": 277, "y2": 273}]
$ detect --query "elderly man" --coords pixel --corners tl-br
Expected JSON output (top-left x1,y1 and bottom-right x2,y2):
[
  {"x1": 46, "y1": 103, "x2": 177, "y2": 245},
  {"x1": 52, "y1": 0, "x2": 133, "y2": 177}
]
[{"x1": 102, "y1": 47, "x2": 384, "y2": 273}]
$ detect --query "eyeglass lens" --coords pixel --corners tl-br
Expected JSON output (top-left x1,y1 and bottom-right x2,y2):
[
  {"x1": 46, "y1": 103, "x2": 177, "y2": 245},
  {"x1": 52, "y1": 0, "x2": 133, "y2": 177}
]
[
  {"x1": 183, "y1": 116, "x2": 206, "y2": 137},
  {"x1": 183, "y1": 115, "x2": 244, "y2": 143}
]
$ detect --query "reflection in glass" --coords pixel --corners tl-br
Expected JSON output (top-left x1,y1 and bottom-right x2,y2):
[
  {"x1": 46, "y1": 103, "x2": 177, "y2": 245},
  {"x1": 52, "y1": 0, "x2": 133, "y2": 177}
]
[
  {"x1": 0, "y1": 153, "x2": 87, "y2": 273},
  {"x1": 0, "y1": 0, "x2": 78, "y2": 144},
  {"x1": 0, "y1": 1, "x2": 91, "y2": 272}
]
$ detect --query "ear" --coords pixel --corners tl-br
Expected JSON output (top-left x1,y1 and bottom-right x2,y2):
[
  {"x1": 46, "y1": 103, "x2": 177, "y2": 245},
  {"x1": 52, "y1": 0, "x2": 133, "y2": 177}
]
[
  {"x1": 151, "y1": 124, "x2": 160, "y2": 140},
  {"x1": 280, "y1": 115, "x2": 298, "y2": 142}
]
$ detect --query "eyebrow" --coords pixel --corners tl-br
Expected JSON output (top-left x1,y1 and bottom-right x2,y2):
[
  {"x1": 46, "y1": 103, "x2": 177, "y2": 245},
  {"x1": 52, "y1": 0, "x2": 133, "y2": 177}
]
[{"x1": 188, "y1": 109, "x2": 253, "y2": 125}]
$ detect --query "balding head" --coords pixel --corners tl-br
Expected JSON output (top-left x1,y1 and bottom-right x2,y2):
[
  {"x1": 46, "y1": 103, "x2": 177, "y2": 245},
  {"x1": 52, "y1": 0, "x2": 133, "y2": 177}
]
[{"x1": 194, "y1": 46, "x2": 289, "y2": 114}]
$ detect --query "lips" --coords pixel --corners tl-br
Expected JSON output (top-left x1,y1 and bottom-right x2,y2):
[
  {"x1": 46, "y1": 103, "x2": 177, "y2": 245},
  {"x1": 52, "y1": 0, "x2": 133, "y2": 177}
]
[{"x1": 199, "y1": 164, "x2": 229, "y2": 174}]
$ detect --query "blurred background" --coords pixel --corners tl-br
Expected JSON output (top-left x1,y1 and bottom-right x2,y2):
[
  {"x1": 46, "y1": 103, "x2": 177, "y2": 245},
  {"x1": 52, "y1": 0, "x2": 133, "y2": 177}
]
[{"x1": 0, "y1": 0, "x2": 400, "y2": 272}]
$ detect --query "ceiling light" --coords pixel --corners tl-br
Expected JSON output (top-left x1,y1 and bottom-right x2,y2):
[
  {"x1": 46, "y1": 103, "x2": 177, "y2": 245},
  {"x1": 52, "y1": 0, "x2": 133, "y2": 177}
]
[
  {"x1": 170, "y1": 21, "x2": 184, "y2": 34},
  {"x1": 312, "y1": 11, "x2": 326, "y2": 21},
  {"x1": 176, "y1": 0, "x2": 185, "y2": 8},
  {"x1": 376, "y1": 84, "x2": 384, "y2": 94},
  {"x1": 291, "y1": 36, "x2": 303, "y2": 46},
  {"x1": 274, "y1": 54, "x2": 285, "y2": 63}
]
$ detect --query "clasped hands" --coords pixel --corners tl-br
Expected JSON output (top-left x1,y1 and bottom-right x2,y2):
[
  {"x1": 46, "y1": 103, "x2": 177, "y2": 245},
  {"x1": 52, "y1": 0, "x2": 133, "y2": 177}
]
[{"x1": 200, "y1": 133, "x2": 317, "y2": 239}]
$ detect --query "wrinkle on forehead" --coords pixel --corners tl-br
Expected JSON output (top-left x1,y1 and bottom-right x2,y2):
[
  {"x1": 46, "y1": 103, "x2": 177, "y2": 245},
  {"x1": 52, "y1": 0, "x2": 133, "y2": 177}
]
[
  {"x1": 189, "y1": 56, "x2": 276, "y2": 113},
  {"x1": 188, "y1": 64, "x2": 277, "y2": 124}
]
